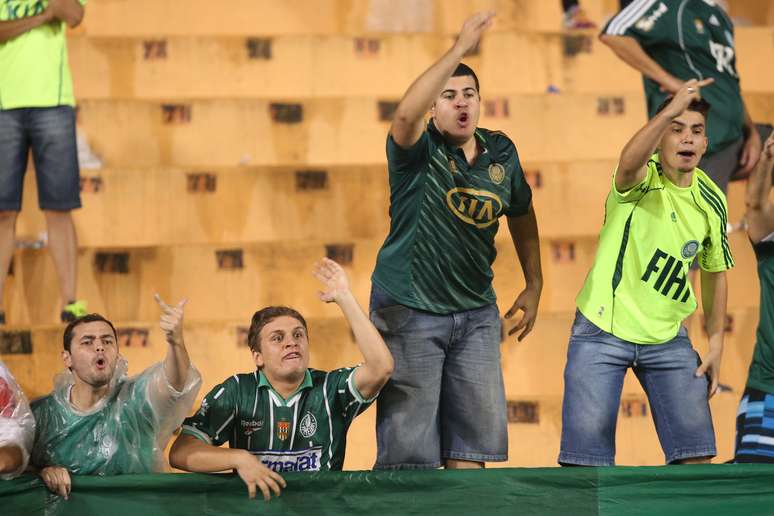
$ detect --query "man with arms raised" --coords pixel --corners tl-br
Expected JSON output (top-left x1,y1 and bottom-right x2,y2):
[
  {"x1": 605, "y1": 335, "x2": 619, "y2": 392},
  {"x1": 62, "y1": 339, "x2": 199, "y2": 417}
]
[
  {"x1": 170, "y1": 259, "x2": 393, "y2": 500},
  {"x1": 31, "y1": 296, "x2": 202, "y2": 498},
  {"x1": 369, "y1": 11, "x2": 542, "y2": 470},
  {"x1": 559, "y1": 80, "x2": 732, "y2": 466}
]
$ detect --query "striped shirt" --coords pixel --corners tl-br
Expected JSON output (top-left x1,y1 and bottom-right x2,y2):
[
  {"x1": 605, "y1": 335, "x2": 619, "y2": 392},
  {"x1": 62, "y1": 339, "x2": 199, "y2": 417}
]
[
  {"x1": 181, "y1": 368, "x2": 374, "y2": 472},
  {"x1": 576, "y1": 154, "x2": 733, "y2": 344},
  {"x1": 372, "y1": 120, "x2": 532, "y2": 314}
]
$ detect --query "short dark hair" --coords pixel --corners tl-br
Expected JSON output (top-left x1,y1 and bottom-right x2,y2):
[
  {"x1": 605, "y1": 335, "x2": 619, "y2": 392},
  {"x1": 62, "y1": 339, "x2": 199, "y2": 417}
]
[
  {"x1": 655, "y1": 96, "x2": 711, "y2": 122},
  {"x1": 247, "y1": 306, "x2": 308, "y2": 353},
  {"x1": 452, "y1": 63, "x2": 480, "y2": 93},
  {"x1": 63, "y1": 313, "x2": 118, "y2": 352}
]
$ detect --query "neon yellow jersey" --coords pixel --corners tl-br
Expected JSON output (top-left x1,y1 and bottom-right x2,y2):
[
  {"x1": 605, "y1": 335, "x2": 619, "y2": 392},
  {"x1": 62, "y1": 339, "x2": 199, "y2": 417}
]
[
  {"x1": 0, "y1": 0, "x2": 86, "y2": 109},
  {"x1": 576, "y1": 154, "x2": 733, "y2": 344}
]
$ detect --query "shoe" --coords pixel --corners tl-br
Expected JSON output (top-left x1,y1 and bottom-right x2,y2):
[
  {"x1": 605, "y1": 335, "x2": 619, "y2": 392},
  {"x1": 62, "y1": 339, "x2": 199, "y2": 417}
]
[
  {"x1": 61, "y1": 300, "x2": 88, "y2": 323},
  {"x1": 563, "y1": 6, "x2": 597, "y2": 29}
]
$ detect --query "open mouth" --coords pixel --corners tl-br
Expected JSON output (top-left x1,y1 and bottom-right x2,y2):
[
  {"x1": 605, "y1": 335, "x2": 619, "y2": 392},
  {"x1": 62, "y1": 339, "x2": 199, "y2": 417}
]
[
  {"x1": 677, "y1": 150, "x2": 696, "y2": 159},
  {"x1": 95, "y1": 357, "x2": 107, "y2": 369},
  {"x1": 457, "y1": 112, "x2": 469, "y2": 125},
  {"x1": 283, "y1": 352, "x2": 301, "y2": 361}
]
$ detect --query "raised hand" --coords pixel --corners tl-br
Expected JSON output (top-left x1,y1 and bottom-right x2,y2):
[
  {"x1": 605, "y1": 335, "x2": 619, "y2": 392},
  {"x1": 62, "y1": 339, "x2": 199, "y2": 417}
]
[
  {"x1": 663, "y1": 78, "x2": 714, "y2": 118},
  {"x1": 453, "y1": 11, "x2": 495, "y2": 57},
  {"x1": 155, "y1": 294, "x2": 186, "y2": 346},
  {"x1": 312, "y1": 258, "x2": 351, "y2": 304}
]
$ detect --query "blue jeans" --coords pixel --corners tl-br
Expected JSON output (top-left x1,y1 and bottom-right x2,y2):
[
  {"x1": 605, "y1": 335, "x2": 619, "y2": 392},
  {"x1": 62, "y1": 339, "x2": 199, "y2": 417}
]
[
  {"x1": 370, "y1": 284, "x2": 507, "y2": 469},
  {"x1": 559, "y1": 310, "x2": 716, "y2": 466},
  {"x1": 0, "y1": 106, "x2": 81, "y2": 211}
]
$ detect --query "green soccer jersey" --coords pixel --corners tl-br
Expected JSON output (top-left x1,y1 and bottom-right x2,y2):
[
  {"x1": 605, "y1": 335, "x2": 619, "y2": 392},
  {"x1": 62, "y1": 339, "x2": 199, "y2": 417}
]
[
  {"x1": 576, "y1": 154, "x2": 733, "y2": 344},
  {"x1": 603, "y1": 0, "x2": 744, "y2": 154},
  {"x1": 181, "y1": 367, "x2": 375, "y2": 472},
  {"x1": 371, "y1": 120, "x2": 533, "y2": 314},
  {"x1": 31, "y1": 362, "x2": 201, "y2": 475},
  {"x1": 0, "y1": 0, "x2": 86, "y2": 109},
  {"x1": 746, "y1": 239, "x2": 774, "y2": 393}
]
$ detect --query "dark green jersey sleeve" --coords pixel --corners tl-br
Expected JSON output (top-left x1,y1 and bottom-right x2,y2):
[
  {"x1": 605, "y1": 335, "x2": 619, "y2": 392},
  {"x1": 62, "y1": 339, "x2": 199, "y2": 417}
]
[
  {"x1": 181, "y1": 377, "x2": 239, "y2": 446},
  {"x1": 327, "y1": 366, "x2": 375, "y2": 424},
  {"x1": 603, "y1": 1, "x2": 675, "y2": 44},
  {"x1": 386, "y1": 132, "x2": 430, "y2": 176},
  {"x1": 503, "y1": 143, "x2": 532, "y2": 217}
]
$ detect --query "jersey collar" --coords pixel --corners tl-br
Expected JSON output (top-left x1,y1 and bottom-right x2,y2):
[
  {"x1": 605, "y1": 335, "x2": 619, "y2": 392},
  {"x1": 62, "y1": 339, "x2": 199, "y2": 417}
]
[
  {"x1": 257, "y1": 369, "x2": 313, "y2": 406},
  {"x1": 427, "y1": 119, "x2": 492, "y2": 166}
]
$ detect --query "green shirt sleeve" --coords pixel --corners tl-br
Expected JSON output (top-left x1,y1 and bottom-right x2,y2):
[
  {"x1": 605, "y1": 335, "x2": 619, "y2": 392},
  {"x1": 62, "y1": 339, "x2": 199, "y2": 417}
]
[
  {"x1": 604, "y1": 1, "x2": 674, "y2": 44},
  {"x1": 181, "y1": 378, "x2": 238, "y2": 446},
  {"x1": 697, "y1": 180, "x2": 734, "y2": 272},
  {"x1": 328, "y1": 367, "x2": 375, "y2": 423},
  {"x1": 612, "y1": 160, "x2": 656, "y2": 204},
  {"x1": 503, "y1": 144, "x2": 532, "y2": 217},
  {"x1": 386, "y1": 132, "x2": 430, "y2": 176}
]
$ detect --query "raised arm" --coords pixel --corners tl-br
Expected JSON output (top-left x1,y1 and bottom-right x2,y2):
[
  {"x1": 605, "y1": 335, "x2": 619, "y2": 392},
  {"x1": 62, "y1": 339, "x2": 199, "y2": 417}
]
[
  {"x1": 599, "y1": 35, "x2": 683, "y2": 93},
  {"x1": 169, "y1": 435, "x2": 285, "y2": 501},
  {"x1": 746, "y1": 132, "x2": 774, "y2": 243},
  {"x1": 391, "y1": 11, "x2": 493, "y2": 148},
  {"x1": 616, "y1": 79, "x2": 712, "y2": 191},
  {"x1": 504, "y1": 206, "x2": 543, "y2": 341},
  {"x1": 696, "y1": 270, "x2": 728, "y2": 399},
  {"x1": 155, "y1": 294, "x2": 192, "y2": 392},
  {"x1": 313, "y1": 258, "x2": 393, "y2": 400}
]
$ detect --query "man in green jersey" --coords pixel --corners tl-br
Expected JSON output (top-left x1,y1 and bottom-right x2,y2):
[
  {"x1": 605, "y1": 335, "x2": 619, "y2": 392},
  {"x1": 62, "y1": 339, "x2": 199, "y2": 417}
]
[
  {"x1": 734, "y1": 132, "x2": 774, "y2": 462},
  {"x1": 369, "y1": 11, "x2": 543, "y2": 471},
  {"x1": 0, "y1": 0, "x2": 90, "y2": 324},
  {"x1": 170, "y1": 258, "x2": 393, "y2": 501},
  {"x1": 559, "y1": 80, "x2": 733, "y2": 466},
  {"x1": 600, "y1": 0, "x2": 768, "y2": 194},
  {"x1": 31, "y1": 296, "x2": 202, "y2": 499}
]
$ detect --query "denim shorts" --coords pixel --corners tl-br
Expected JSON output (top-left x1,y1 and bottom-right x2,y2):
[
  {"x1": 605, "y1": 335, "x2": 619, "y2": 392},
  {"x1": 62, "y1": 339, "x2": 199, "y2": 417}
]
[
  {"x1": 0, "y1": 106, "x2": 81, "y2": 211},
  {"x1": 559, "y1": 310, "x2": 716, "y2": 466},
  {"x1": 369, "y1": 284, "x2": 507, "y2": 469}
]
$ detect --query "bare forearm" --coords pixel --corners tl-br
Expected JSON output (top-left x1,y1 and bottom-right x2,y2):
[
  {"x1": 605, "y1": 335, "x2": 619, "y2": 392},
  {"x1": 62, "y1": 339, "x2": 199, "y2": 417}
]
[
  {"x1": 0, "y1": 445, "x2": 23, "y2": 474},
  {"x1": 746, "y1": 153, "x2": 773, "y2": 212},
  {"x1": 701, "y1": 271, "x2": 727, "y2": 345},
  {"x1": 0, "y1": 14, "x2": 51, "y2": 42},
  {"x1": 170, "y1": 435, "x2": 246, "y2": 473},
  {"x1": 163, "y1": 341, "x2": 191, "y2": 392},
  {"x1": 508, "y1": 207, "x2": 543, "y2": 290},
  {"x1": 337, "y1": 291, "x2": 393, "y2": 397},
  {"x1": 600, "y1": 35, "x2": 676, "y2": 87},
  {"x1": 619, "y1": 110, "x2": 673, "y2": 176}
]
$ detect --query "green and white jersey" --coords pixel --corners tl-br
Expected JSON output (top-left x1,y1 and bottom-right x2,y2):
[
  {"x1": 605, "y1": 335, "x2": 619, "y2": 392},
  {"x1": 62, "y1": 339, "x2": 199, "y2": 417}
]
[
  {"x1": 0, "y1": 0, "x2": 86, "y2": 109},
  {"x1": 602, "y1": 0, "x2": 744, "y2": 154},
  {"x1": 372, "y1": 120, "x2": 533, "y2": 314},
  {"x1": 576, "y1": 154, "x2": 733, "y2": 344},
  {"x1": 181, "y1": 368, "x2": 374, "y2": 472}
]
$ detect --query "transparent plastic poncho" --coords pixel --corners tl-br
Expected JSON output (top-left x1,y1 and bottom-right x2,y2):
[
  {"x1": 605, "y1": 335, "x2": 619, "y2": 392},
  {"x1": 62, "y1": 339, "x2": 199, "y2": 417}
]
[
  {"x1": 0, "y1": 360, "x2": 35, "y2": 480},
  {"x1": 31, "y1": 357, "x2": 201, "y2": 475}
]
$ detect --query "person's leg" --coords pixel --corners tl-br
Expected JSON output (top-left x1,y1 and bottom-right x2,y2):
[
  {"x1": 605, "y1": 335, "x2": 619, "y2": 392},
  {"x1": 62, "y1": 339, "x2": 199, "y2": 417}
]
[
  {"x1": 699, "y1": 140, "x2": 744, "y2": 194},
  {"x1": 634, "y1": 328, "x2": 716, "y2": 465},
  {"x1": 440, "y1": 304, "x2": 505, "y2": 469},
  {"x1": 558, "y1": 311, "x2": 631, "y2": 466},
  {"x1": 733, "y1": 387, "x2": 774, "y2": 463},
  {"x1": 370, "y1": 285, "x2": 449, "y2": 470},
  {"x1": 28, "y1": 106, "x2": 82, "y2": 317},
  {"x1": 0, "y1": 109, "x2": 30, "y2": 321}
]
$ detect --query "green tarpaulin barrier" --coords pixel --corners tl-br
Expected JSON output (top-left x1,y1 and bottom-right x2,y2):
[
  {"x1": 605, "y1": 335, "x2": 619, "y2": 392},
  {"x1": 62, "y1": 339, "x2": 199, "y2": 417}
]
[{"x1": 2, "y1": 465, "x2": 773, "y2": 515}]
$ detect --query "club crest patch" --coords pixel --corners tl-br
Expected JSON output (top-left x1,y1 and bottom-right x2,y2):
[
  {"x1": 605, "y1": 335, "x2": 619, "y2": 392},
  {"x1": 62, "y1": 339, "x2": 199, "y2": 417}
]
[
  {"x1": 681, "y1": 240, "x2": 700, "y2": 259},
  {"x1": 299, "y1": 412, "x2": 318, "y2": 438},
  {"x1": 277, "y1": 420, "x2": 290, "y2": 441},
  {"x1": 488, "y1": 163, "x2": 505, "y2": 184}
]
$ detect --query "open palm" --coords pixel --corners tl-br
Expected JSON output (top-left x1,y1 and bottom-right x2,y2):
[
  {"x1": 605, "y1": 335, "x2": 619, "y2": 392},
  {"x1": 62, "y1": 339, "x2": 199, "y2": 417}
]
[{"x1": 313, "y1": 258, "x2": 350, "y2": 303}]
